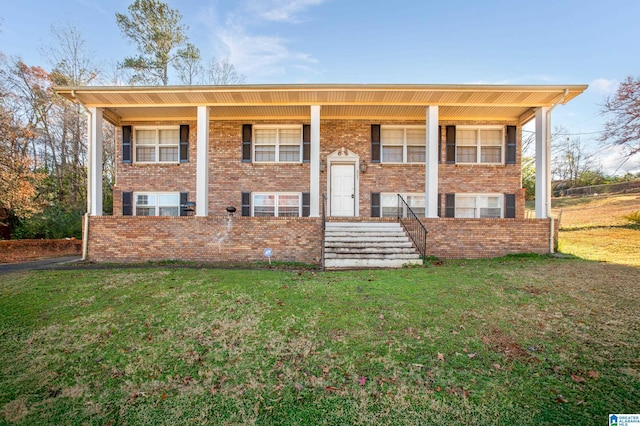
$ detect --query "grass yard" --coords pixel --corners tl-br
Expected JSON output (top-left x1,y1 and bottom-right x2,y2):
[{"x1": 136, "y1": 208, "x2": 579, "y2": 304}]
[
  {"x1": 551, "y1": 193, "x2": 640, "y2": 267},
  {"x1": 1, "y1": 258, "x2": 639, "y2": 425}
]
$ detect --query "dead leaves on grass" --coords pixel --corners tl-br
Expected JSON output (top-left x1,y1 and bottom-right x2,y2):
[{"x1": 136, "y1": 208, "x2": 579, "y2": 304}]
[{"x1": 482, "y1": 328, "x2": 538, "y2": 363}]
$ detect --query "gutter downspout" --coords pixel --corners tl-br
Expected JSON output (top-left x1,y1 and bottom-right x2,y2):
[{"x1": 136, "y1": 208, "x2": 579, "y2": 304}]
[{"x1": 83, "y1": 107, "x2": 92, "y2": 261}]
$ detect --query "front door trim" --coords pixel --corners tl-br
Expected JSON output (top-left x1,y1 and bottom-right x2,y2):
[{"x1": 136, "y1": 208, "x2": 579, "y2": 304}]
[{"x1": 327, "y1": 147, "x2": 359, "y2": 217}]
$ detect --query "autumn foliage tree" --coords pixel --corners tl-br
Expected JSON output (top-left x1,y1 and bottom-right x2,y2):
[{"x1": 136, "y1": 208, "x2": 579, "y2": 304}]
[
  {"x1": 0, "y1": 100, "x2": 45, "y2": 221},
  {"x1": 601, "y1": 76, "x2": 640, "y2": 157},
  {"x1": 0, "y1": 25, "x2": 103, "y2": 238}
]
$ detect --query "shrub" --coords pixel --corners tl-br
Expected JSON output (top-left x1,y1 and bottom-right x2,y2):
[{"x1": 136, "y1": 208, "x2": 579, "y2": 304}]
[
  {"x1": 12, "y1": 207, "x2": 83, "y2": 239},
  {"x1": 623, "y1": 211, "x2": 640, "y2": 225}
]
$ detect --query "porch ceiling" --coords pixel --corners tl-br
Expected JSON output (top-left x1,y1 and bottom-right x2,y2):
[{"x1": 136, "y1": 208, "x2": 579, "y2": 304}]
[{"x1": 55, "y1": 84, "x2": 587, "y2": 125}]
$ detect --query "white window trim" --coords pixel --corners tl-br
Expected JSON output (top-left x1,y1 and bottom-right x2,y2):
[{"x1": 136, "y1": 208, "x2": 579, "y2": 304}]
[
  {"x1": 455, "y1": 125, "x2": 504, "y2": 165},
  {"x1": 133, "y1": 191, "x2": 181, "y2": 216},
  {"x1": 455, "y1": 193, "x2": 504, "y2": 219},
  {"x1": 251, "y1": 192, "x2": 302, "y2": 217},
  {"x1": 133, "y1": 125, "x2": 181, "y2": 164},
  {"x1": 380, "y1": 192, "x2": 426, "y2": 218},
  {"x1": 380, "y1": 125, "x2": 426, "y2": 164},
  {"x1": 253, "y1": 124, "x2": 303, "y2": 164}
]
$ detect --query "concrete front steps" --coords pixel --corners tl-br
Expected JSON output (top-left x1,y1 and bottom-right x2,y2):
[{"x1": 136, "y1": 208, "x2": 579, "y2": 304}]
[{"x1": 324, "y1": 222, "x2": 423, "y2": 269}]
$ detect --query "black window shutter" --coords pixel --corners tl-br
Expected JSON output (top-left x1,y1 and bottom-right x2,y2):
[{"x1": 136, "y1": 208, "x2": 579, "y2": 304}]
[
  {"x1": 506, "y1": 125, "x2": 517, "y2": 165},
  {"x1": 302, "y1": 192, "x2": 310, "y2": 217},
  {"x1": 438, "y1": 125, "x2": 442, "y2": 163},
  {"x1": 438, "y1": 193, "x2": 442, "y2": 217},
  {"x1": 180, "y1": 192, "x2": 189, "y2": 216},
  {"x1": 445, "y1": 126, "x2": 456, "y2": 164},
  {"x1": 371, "y1": 124, "x2": 381, "y2": 163},
  {"x1": 179, "y1": 125, "x2": 189, "y2": 163},
  {"x1": 122, "y1": 191, "x2": 133, "y2": 216},
  {"x1": 241, "y1": 192, "x2": 251, "y2": 216},
  {"x1": 371, "y1": 192, "x2": 381, "y2": 217},
  {"x1": 505, "y1": 193, "x2": 516, "y2": 218},
  {"x1": 302, "y1": 124, "x2": 311, "y2": 163},
  {"x1": 122, "y1": 126, "x2": 132, "y2": 164},
  {"x1": 445, "y1": 193, "x2": 455, "y2": 218},
  {"x1": 242, "y1": 124, "x2": 252, "y2": 162}
]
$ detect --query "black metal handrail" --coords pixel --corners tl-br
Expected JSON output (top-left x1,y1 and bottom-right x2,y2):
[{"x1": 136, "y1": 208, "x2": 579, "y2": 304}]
[
  {"x1": 397, "y1": 194, "x2": 428, "y2": 258},
  {"x1": 321, "y1": 194, "x2": 327, "y2": 268}
]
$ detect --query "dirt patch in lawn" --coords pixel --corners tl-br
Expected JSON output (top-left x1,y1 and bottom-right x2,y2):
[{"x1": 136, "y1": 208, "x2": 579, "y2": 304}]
[{"x1": 482, "y1": 328, "x2": 537, "y2": 362}]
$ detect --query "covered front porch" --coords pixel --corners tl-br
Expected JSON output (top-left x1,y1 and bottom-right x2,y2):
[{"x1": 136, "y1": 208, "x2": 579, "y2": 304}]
[{"x1": 58, "y1": 84, "x2": 586, "y2": 221}]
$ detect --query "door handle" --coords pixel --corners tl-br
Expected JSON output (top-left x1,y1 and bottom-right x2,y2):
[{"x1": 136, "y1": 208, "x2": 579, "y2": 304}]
[{"x1": 351, "y1": 194, "x2": 354, "y2": 199}]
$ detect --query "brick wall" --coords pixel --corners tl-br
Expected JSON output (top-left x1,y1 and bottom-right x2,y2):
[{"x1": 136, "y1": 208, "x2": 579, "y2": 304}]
[
  {"x1": 85, "y1": 216, "x2": 555, "y2": 264},
  {"x1": 113, "y1": 121, "x2": 198, "y2": 215},
  {"x1": 422, "y1": 218, "x2": 556, "y2": 259},
  {"x1": 87, "y1": 216, "x2": 322, "y2": 264},
  {"x1": 113, "y1": 119, "x2": 524, "y2": 219}
]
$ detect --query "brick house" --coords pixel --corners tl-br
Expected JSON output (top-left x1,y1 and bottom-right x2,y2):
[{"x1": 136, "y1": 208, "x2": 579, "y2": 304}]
[{"x1": 56, "y1": 84, "x2": 586, "y2": 267}]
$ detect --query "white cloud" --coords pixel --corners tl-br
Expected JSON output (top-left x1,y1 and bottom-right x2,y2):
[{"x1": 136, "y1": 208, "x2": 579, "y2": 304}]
[
  {"x1": 199, "y1": 1, "x2": 326, "y2": 81},
  {"x1": 599, "y1": 145, "x2": 640, "y2": 175},
  {"x1": 217, "y1": 23, "x2": 318, "y2": 78},
  {"x1": 75, "y1": 0, "x2": 108, "y2": 16},
  {"x1": 244, "y1": 0, "x2": 327, "y2": 23},
  {"x1": 467, "y1": 74, "x2": 558, "y2": 85},
  {"x1": 590, "y1": 78, "x2": 618, "y2": 95}
]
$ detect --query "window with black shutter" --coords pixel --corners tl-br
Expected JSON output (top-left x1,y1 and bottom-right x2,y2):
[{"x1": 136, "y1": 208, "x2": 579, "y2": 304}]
[
  {"x1": 445, "y1": 193, "x2": 455, "y2": 218},
  {"x1": 122, "y1": 126, "x2": 132, "y2": 164},
  {"x1": 505, "y1": 193, "x2": 516, "y2": 218},
  {"x1": 180, "y1": 192, "x2": 189, "y2": 216},
  {"x1": 506, "y1": 125, "x2": 517, "y2": 165},
  {"x1": 241, "y1": 192, "x2": 251, "y2": 216},
  {"x1": 302, "y1": 124, "x2": 311, "y2": 163},
  {"x1": 302, "y1": 192, "x2": 310, "y2": 217},
  {"x1": 371, "y1": 124, "x2": 381, "y2": 163},
  {"x1": 438, "y1": 125, "x2": 442, "y2": 163},
  {"x1": 445, "y1": 126, "x2": 456, "y2": 164},
  {"x1": 180, "y1": 125, "x2": 189, "y2": 163},
  {"x1": 122, "y1": 191, "x2": 133, "y2": 216},
  {"x1": 371, "y1": 192, "x2": 381, "y2": 217},
  {"x1": 242, "y1": 124, "x2": 252, "y2": 162}
]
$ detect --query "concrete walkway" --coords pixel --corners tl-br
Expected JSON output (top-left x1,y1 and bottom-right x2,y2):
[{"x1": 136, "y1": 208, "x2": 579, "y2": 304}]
[{"x1": 0, "y1": 256, "x2": 83, "y2": 275}]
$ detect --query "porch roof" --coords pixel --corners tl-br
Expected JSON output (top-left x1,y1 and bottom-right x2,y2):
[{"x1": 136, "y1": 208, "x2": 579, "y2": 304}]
[{"x1": 55, "y1": 83, "x2": 587, "y2": 126}]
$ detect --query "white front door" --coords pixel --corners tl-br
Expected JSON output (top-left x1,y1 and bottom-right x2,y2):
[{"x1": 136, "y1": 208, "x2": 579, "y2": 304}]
[{"x1": 330, "y1": 164, "x2": 355, "y2": 216}]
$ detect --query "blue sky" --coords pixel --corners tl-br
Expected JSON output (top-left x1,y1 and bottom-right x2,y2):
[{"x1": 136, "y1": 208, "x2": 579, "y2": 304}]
[{"x1": 1, "y1": 0, "x2": 639, "y2": 173}]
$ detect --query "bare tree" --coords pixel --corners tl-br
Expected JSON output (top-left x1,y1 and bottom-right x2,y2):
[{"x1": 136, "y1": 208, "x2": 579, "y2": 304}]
[
  {"x1": 601, "y1": 76, "x2": 640, "y2": 158},
  {"x1": 202, "y1": 58, "x2": 246, "y2": 85},
  {"x1": 44, "y1": 24, "x2": 101, "y2": 209},
  {"x1": 552, "y1": 136, "x2": 598, "y2": 188}
]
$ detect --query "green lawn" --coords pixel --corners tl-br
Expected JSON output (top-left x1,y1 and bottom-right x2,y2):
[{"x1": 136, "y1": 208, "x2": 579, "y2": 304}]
[{"x1": 1, "y1": 258, "x2": 639, "y2": 425}]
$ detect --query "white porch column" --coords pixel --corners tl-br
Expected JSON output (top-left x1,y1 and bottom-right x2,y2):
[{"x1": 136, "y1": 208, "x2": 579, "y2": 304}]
[
  {"x1": 88, "y1": 107, "x2": 103, "y2": 216},
  {"x1": 425, "y1": 106, "x2": 439, "y2": 217},
  {"x1": 535, "y1": 107, "x2": 551, "y2": 218},
  {"x1": 196, "y1": 106, "x2": 210, "y2": 216},
  {"x1": 310, "y1": 105, "x2": 321, "y2": 217}
]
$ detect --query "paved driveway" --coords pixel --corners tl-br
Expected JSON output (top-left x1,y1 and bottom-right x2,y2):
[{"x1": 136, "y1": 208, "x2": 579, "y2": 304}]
[{"x1": 0, "y1": 256, "x2": 82, "y2": 274}]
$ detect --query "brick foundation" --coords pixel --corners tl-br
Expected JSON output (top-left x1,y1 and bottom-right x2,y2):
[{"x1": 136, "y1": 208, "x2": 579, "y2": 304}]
[
  {"x1": 422, "y1": 218, "x2": 556, "y2": 259},
  {"x1": 86, "y1": 216, "x2": 322, "y2": 264},
  {"x1": 85, "y1": 216, "x2": 555, "y2": 264}
]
